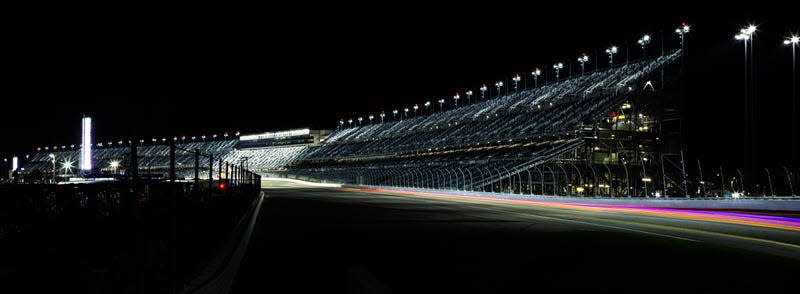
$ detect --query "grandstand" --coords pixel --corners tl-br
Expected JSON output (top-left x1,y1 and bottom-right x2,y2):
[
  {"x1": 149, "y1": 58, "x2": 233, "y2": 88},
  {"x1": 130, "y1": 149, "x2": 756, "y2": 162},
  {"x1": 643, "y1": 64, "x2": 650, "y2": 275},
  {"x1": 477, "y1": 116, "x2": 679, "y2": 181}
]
[
  {"x1": 17, "y1": 129, "x2": 327, "y2": 182},
  {"x1": 18, "y1": 48, "x2": 759, "y2": 197},
  {"x1": 288, "y1": 50, "x2": 684, "y2": 196},
  {"x1": 17, "y1": 50, "x2": 683, "y2": 195}
]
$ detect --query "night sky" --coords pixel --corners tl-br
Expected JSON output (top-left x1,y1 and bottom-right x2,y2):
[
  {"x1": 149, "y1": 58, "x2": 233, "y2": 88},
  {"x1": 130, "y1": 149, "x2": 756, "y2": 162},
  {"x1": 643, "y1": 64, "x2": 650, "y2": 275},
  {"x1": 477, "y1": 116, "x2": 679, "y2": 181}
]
[{"x1": 3, "y1": 7, "x2": 797, "y2": 168}]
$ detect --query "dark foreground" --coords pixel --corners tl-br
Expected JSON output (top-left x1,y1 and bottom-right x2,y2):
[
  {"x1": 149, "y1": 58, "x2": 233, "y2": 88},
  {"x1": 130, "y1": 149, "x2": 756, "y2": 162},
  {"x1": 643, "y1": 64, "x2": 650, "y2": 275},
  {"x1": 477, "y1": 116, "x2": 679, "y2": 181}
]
[{"x1": 232, "y1": 186, "x2": 799, "y2": 293}]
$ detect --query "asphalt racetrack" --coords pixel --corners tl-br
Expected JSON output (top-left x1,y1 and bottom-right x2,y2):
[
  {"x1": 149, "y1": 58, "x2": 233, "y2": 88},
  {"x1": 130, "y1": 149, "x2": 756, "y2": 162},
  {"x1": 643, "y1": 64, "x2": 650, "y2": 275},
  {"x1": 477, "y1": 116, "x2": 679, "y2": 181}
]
[{"x1": 232, "y1": 183, "x2": 800, "y2": 293}]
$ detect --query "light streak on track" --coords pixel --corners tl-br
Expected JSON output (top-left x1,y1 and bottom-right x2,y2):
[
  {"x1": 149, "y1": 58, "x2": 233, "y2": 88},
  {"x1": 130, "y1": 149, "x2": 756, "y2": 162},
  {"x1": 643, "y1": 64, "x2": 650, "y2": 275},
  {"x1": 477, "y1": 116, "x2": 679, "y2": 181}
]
[{"x1": 346, "y1": 187, "x2": 800, "y2": 232}]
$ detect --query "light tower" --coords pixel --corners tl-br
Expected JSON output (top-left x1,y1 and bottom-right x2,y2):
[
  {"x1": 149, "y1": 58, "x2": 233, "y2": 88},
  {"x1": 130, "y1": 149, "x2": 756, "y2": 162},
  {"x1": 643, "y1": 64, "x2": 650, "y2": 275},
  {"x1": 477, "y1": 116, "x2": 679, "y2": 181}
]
[
  {"x1": 785, "y1": 35, "x2": 799, "y2": 166},
  {"x1": 577, "y1": 54, "x2": 589, "y2": 75},
  {"x1": 606, "y1": 46, "x2": 618, "y2": 66},
  {"x1": 637, "y1": 34, "x2": 651, "y2": 55},
  {"x1": 532, "y1": 68, "x2": 541, "y2": 88},
  {"x1": 553, "y1": 63, "x2": 563, "y2": 83},
  {"x1": 675, "y1": 23, "x2": 690, "y2": 51},
  {"x1": 512, "y1": 74, "x2": 521, "y2": 92},
  {"x1": 80, "y1": 116, "x2": 92, "y2": 171}
]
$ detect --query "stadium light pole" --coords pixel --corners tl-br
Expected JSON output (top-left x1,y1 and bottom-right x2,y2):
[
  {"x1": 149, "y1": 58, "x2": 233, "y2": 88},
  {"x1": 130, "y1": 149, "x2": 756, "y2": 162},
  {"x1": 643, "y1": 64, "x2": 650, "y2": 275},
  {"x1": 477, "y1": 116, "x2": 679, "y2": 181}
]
[
  {"x1": 638, "y1": 34, "x2": 651, "y2": 56},
  {"x1": 380, "y1": 111, "x2": 385, "y2": 123},
  {"x1": 339, "y1": 120, "x2": 344, "y2": 129},
  {"x1": 465, "y1": 90, "x2": 473, "y2": 104},
  {"x1": 404, "y1": 108, "x2": 409, "y2": 118},
  {"x1": 424, "y1": 101, "x2": 431, "y2": 114},
  {"x1": 453, "y1": 93, "x2": 460, "y2": 106},
  {"x1": 676, "y1": 24, "x2": 690, "y2": 51},
  {"x1": 512, "y1": 74, "x2": 521, "y2": 92},
  {"x1": 358, "y1": 117, "x2": 363, "y2": 125},
  {"x1": 736, "y1": 24, "x2": 756, "y2": 194},
  {"x1": 553, "y1": 63, "x2": 563, "y2": 83},
  {"x1": 532, "y1": 68, "x2": 541, "y2": 88},
  {"x1": 577, "y1": 54, "x2": 589, "y2": 75},
  {"x1": 606, "y1": 46, "x2": 618, "y2": 66},
  {"x1": 368, "y1": 114, "x2": 374, "y2": 124},
  {"x1": 438, "y1": 98, "x2": 445, "y2": 112},
  {"x1": 495, "y1": 81, "x2": 503, "y2": 98},
  {"x1": 785, "y1": 35, "x2": 799, "y2": 166},
  {"x1": 480, "y1": 84, "x2": 487, "y2": 100},
  {"x1": 348, "y1": 118, "x2": 353, "y2": 127},
  {"x1": 413, "y1": 104, "x2": 419, "y2": 116},
  {"x1": 392, "y1": 109, "x2": 398, "y2": 120}
]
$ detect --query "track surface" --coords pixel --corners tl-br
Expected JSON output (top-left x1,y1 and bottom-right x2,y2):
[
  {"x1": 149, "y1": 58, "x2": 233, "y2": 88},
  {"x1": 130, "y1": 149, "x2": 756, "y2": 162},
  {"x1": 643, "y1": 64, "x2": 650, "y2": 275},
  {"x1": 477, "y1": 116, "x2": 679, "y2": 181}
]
[{"x1": 232, "y1": 186, "x2": 800, "y2": 293}]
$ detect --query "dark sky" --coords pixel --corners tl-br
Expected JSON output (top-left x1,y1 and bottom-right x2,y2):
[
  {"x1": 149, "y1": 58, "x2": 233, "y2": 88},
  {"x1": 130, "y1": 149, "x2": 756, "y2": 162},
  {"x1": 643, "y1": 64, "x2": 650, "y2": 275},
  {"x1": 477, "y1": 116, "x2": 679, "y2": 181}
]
[{"x1": 3, "y1": 7, "x2": 797, "y2": 168}]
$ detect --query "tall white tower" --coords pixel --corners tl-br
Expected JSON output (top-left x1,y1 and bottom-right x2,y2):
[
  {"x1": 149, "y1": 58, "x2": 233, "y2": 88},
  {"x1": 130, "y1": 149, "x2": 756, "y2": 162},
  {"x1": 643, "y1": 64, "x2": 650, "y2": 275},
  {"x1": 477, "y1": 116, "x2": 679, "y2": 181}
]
[{"x1": 80, "y1": 116, "x2": 92, "y2": 171}]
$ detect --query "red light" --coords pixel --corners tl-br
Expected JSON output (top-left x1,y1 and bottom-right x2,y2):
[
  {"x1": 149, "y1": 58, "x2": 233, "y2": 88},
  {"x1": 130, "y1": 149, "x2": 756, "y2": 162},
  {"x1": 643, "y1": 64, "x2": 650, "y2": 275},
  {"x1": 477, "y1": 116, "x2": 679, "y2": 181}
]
[
  {"x1": 611, "y1": 111, "x2": 617, "y2": 117},
  {"x1": 219, "y1": 183, "x2": 225, "y2": 190}
]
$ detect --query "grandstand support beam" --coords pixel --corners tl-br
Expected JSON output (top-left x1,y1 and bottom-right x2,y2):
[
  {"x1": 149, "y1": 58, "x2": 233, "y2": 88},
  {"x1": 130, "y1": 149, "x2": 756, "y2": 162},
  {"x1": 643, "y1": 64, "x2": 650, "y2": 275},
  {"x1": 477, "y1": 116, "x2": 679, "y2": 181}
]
[
  {"x1": 474, "y1": 168, "x2": 485, "y2": 192},
  {"x1": 622, "y1": 162, "x2": 630, "y2": 198},
  {"x1": 484, "y1": 168, "x2": 494, "y2": 193},
  {"x1": 534, "y1": 166, "x2": 544, "y2": 196},
  {"x1": 457, "y1": 168, "x2": 467, "y2": 191},
  {"x1": 394, "y1": 169, "x2": 402, "y2": 187},
  {"x1": 423, "y1": 169, "x2": 433, "y2": 189},
  {"x1": 736, "y1": 169, "x2": 745, "y2": 193},
  {"x1": 586, "y1": 164, "x2": 598, "y2": 197},
  {"x1": 433, "y1": 169, "x2": 444, "y2": 189},
  {"x1": 464, "y1": 168, "x2": 473, "y2": 191},
  {"x1": 444, "y1": 168, "x2": 453, "y2": 190},
  {"x1": 603, "y1": 163, "x2": 613, "y2": 197},
  {"x1": 765, "y1": 168, "x2": 774, "y2": 196},
  {"x1": 495, "y1": 168, "x2": 505, "y2": 193},
  {"x1": 502, "y1": 167, "x2": 513, "y2": 194},
  {"x1": 569, "y1": 164, "x2": 583, "y2": 196},
  {"x1": 784, "y1": 167, "x2": 796, "y2": 196},
  {"x1": 544, "y1": 165, "x2": 556, "y2": 196},
  {"x1": 680, "y1": 151, "x2": 689, "y2": 198},
  {"x1": 698, "y1": 160, "x2": 707, "y2": 197},
  {"x1": 517, "y1": 172, "x2": 522, "y2": 195},
  {"x1": 557, "y1": 165, "x2": 570, "y2": 196},
  {"x1": 218, "y1": 158, "x2": 222, "y2": 180},
  {"x1": 526, "y1": 169, "x2": 532, "y2": 195},
  {"x1": 446, "y1": 168, "x2": 455, "y2": 189},
  {"x1": 225, "y1": 162, "x2": 229, "y2": 183}
]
